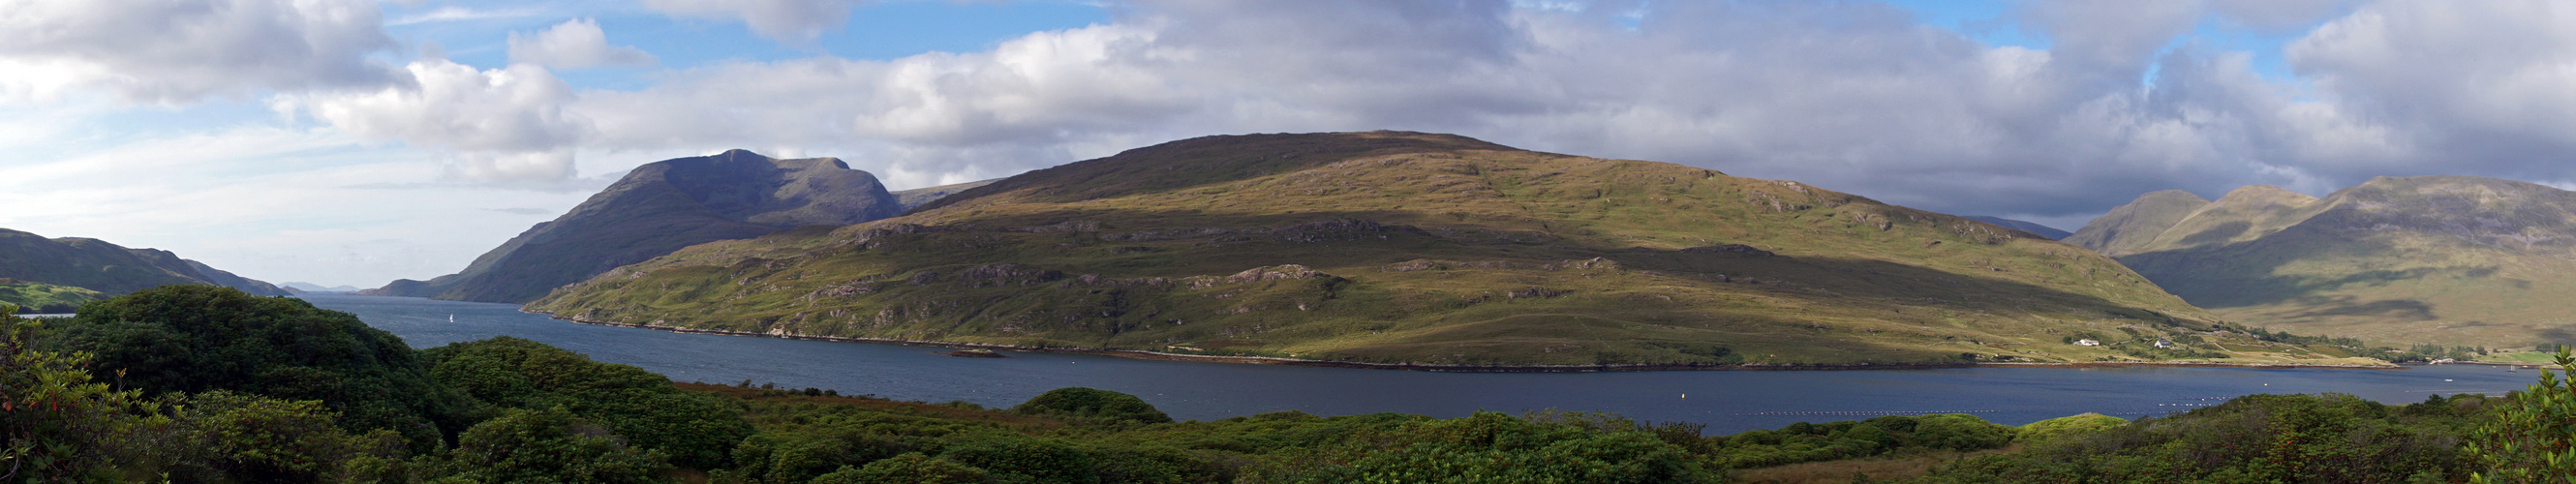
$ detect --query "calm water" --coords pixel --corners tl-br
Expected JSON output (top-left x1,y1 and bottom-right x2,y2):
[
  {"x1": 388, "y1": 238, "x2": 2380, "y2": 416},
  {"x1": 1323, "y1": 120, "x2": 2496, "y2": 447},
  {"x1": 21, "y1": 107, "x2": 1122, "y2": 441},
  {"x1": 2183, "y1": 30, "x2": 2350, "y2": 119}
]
[{"x1": 297, "y1": 293, "x2": 2535, "y2": 434}]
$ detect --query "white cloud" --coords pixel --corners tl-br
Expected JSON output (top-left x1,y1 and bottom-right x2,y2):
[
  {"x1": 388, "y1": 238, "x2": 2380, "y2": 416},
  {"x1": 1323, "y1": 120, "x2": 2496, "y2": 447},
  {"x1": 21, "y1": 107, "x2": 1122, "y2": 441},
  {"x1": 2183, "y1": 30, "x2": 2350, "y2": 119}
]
[
  {"x1": 507, "y1": 18, "x2": 659, "y2": 69},
  {"x1": 639, "y1": 0, "x2": 868, "y2": 45},
  {"x1": 0, "y1": 0, "x2": 401, "y2": 104},
  {"x1": 287, "y1": 59, "x2": 589, "y2": 183}
]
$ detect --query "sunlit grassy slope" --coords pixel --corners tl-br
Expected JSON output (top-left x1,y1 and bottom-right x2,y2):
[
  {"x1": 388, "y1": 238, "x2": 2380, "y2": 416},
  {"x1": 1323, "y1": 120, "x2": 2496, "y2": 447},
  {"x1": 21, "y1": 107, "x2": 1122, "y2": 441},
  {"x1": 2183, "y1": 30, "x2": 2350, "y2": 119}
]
[
  {"x1": 2075, "y1": 176, "x2": 2576, "y2": 348},
  {"x1": 0, "y1": 279, "x2": 101, "y2": 313},
  {"x1": 529, "y1": 132, "x2": 2361, "y2": 366}
]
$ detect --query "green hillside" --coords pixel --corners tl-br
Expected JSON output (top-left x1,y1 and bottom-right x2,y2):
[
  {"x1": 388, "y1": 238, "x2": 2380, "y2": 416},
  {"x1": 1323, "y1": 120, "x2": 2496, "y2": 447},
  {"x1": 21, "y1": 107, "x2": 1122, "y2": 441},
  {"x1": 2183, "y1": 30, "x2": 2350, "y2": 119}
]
[
  {"x1": 0, "y1": 279, "x2": 101, "y2": 313},
  {"x1": 2071, "y1": 176, "x2": 2576, "y2": 348},
  {"x1": 528, "y1": 132, "x2": 2374, "y2": 366},
  {"x1": 894, "y1": 179, "x2": 998, "y2": 210},
  {"x1": 2061, "y1": 190, "x2": 2211, "y2": 257},
  {"x1": 0, "y1": 227, "x2": 289, "y2": 298},
  {"x1": 369, "y1": 149, "x2": 905, "y2": 303}
]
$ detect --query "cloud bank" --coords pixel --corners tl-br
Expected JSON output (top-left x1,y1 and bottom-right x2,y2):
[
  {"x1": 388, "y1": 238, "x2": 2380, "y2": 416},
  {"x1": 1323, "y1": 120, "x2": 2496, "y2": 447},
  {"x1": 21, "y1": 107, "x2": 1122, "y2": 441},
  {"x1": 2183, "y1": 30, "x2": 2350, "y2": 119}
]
[{"x1": 22, "y1": 0, "x2": 2576, "y2": 225}]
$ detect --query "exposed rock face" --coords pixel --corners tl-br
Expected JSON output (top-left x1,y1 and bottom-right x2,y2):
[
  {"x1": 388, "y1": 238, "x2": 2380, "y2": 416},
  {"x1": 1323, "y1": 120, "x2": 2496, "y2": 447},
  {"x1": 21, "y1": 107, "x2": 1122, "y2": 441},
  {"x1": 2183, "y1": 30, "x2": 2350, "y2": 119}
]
[
  {"x1": 0, "y1": 228, "x2": 289, "y2": 296},
  {"x1": 373, "y1": 149, "x2": 905, "y2": 303},
  {"x1": 2071, "y1": 176, "x2": 2576, "y2": 346}
]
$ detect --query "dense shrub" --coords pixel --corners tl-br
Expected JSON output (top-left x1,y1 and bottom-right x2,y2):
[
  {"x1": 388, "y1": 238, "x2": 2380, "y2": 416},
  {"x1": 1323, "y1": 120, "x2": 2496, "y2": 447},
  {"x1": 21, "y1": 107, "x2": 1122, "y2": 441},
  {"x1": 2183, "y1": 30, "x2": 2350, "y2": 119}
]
[
  {"x1": 419, "y1": 336, "x2": 755, "y2": 469},
  {"x1": 46, "y1": 286, "x2": 476, "y2": 449},
  {"x1": 1013, "y1": 387, "x2": 1174, "y2": 424}
]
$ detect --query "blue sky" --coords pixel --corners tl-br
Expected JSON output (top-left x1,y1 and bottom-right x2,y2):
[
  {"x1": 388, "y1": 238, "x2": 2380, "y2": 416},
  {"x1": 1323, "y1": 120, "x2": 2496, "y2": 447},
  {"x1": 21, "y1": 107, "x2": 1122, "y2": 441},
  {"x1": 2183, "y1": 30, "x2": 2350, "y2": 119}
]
[{"x1": 2, "y1": 0, "x2": 2570, "y2": 288}]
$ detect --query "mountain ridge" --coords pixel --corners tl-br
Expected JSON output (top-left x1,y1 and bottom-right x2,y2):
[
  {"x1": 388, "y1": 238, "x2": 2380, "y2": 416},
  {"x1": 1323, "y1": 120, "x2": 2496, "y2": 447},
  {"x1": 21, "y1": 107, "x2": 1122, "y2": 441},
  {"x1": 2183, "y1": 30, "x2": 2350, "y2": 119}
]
[
  {"x1": 523, "y1": 132, "x2": 2359, "y2": 366},
  {"x1": 2071, "y1": 175, "x2": 2576, "y2": 347},
  {"x1": 367, "y1": 149, "x2": 905, "y2": 303},
  {"x1": 0, "y1": 227, "x2": 290, "y2": 310}
]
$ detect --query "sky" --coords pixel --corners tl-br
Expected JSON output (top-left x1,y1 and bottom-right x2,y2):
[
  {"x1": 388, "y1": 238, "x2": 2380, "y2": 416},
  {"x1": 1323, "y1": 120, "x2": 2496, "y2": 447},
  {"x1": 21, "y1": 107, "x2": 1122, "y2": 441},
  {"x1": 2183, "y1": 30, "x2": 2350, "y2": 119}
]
[{"x1": 4, "y1": 0, "x2": 2574, "y2": 288}]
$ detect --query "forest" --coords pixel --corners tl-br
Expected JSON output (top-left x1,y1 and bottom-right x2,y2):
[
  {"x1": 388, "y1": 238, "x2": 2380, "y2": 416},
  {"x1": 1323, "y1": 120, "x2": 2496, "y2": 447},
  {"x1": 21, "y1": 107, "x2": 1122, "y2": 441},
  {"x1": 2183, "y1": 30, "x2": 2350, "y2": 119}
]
[{"x1": 5, "y1": 286, "x2": 2574, "y2": 483}]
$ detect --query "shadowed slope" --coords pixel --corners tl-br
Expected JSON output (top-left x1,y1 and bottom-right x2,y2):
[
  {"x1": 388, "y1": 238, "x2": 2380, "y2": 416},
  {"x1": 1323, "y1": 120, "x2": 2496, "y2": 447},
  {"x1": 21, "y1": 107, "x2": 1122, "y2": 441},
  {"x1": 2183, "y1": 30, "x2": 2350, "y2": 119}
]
[
  {"x1": 2094, "y1": 176, "x2": 2576, "y2": 347},
  {"x1": 369, "y1": 150, "x2": 905, "y2": 303},
  {"x1": 2065, "y1": 190, "x2": 2211, "y2": 257},
  {"x1": 529, "y1": 132, "x2": 2349, "y2": 366},
  {"x1": 0, "y1": 228, "x2": 290, "y2": 301}
]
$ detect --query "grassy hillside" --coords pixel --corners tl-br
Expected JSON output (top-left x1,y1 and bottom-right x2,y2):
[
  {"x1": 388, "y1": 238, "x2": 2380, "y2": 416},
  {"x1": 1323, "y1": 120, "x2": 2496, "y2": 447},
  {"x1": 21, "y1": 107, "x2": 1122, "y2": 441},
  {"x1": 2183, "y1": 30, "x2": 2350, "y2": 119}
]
[
  {"x1": 372, "y1": 150, "x2": 905, "y2": 303},
  {"x1": 894, "y1": 179, "x2": 999, "y2": 210},
  {"x1": 2079, "y1": 176, "x2": 2576, "y2": 348},
  {"x1": 529, "y1": 132, "x2": 2370, "y2": 366},
  {"x1": 1961, "y1": 216, "x2": 2069, "y2": 239},
  {"x1": 0, "y1": 279, "x2": 101, "y2": 313},
  {"x1": 2063, "y1": 190, "x2": 2210, "y2": 257},
  {"x1": 0, "y1": 227, "x2": 288, "y2": 297}
]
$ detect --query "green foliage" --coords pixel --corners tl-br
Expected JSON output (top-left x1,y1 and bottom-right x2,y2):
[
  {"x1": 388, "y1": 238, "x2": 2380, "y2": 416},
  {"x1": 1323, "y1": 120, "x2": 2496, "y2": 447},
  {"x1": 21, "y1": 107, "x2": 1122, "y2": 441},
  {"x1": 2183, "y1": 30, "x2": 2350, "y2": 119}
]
[
  {"x1": 0, "y1": 310, "x2": 169, "y2": 482},
  {"x1": 419, "y1": 336, "x2": 754, "y2": 469},
  {"x1": 2468, "y1": 348, "x2": 2576, "y2": 484},
  {"x1": 46, "y1": 286, "x2": 475, "y2": 450},
  {"x1": 147, "y1": 390, "x2": 410, "y2": 482},
  {"x1": 811, "y1": 453, "x2": 988, "y2": 484},
  {"x1": 1254, "y1": 410, "x2": 1708, "y2": 483},
  {"x1": 424, "y1": 407, "x2": 677, "y2": 483},
  {"x1": 1918, "y1": 393, "x2": 2487, "y2": 483},
  {"x1": 1013, "y1": 387, "x2": 1173, "y2": 424},
  {"x1": 2015, "y1": 412, "x2": 2127, "y2": 444},
  {"x1": 1705, "y1": 413, "x2": 2018, "y2": 469}
]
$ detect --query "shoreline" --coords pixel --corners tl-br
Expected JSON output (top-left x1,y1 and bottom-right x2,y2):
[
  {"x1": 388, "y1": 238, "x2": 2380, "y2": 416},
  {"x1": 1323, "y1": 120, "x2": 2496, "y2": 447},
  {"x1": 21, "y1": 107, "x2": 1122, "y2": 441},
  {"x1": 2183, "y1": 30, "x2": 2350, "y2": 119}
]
[{"x1": 534, "y1": 312, "x2": 2402, "y2": 373}]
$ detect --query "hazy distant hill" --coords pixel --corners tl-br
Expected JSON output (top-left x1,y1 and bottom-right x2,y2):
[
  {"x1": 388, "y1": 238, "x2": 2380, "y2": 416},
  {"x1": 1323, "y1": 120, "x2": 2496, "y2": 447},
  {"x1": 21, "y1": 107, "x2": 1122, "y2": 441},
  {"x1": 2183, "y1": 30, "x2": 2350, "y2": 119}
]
[
  {"x1": 0, "y1": 227, "x2": 290, "y2": 311},
  {"x1": 1962, "y1": 216, "x2": 2070, "y2": 239},
  {"x1": 2069, "y1": 176, "x2": 2576, "y2": 347},
  {"x1": 368, "y1": 150, "x2": 905, "y2": 303},
  {"x1": 893, "y1": 179, "x2": 998, "y2": 211},
  {"x1": 524, "y1": 132, "x2": 2363, "y2": 367},
  {"x1": 283, "y1": 282, "x2": 361, "y2": 293}
]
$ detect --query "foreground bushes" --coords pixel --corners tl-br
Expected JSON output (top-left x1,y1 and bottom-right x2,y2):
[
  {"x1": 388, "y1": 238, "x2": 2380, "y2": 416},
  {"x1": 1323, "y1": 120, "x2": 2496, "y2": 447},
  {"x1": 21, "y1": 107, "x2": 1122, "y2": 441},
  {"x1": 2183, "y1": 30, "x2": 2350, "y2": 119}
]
[{"x1": 2, "y1": 287, "x2": 2566, "y2": 483}]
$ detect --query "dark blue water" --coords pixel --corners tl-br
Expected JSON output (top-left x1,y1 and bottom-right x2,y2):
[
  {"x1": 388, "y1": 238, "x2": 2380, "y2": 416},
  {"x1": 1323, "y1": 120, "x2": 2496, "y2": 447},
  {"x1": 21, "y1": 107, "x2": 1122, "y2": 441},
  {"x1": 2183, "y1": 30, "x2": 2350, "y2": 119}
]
[{"x1": 298, "y1": 293, "x2": 2537, "y2": 434}]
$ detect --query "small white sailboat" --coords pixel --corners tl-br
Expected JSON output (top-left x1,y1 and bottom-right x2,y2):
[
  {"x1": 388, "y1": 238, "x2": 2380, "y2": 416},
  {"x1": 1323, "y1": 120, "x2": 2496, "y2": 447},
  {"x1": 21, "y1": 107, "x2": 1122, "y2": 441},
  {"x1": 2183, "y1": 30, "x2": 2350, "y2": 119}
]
[{"x1": 447, "y1": 314, "x2": 455, "y2": 323}]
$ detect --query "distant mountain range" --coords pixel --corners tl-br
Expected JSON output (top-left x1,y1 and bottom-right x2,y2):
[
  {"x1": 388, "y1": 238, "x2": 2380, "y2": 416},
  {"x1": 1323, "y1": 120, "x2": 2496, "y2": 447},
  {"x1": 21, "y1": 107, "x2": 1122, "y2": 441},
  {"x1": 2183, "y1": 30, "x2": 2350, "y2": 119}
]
[
  {"x1": 1962, "y1": 216, "x2": 2070, "y2": 239},
  {"x1": 0, "y1": 227, "x2": 289, "y2": 312},
  {"x1": 365, "y1": 150, "x2": 906, "y2": 303},
  {"x1": 2069, "y1": 176, "x2": 2576, "y2": 347},
  {"x1": 282, "y1": 282, "x2": 362, "y2": 293},
  {"x1": 519, "y1": 132, "x2": 2353, "y2": 367}
]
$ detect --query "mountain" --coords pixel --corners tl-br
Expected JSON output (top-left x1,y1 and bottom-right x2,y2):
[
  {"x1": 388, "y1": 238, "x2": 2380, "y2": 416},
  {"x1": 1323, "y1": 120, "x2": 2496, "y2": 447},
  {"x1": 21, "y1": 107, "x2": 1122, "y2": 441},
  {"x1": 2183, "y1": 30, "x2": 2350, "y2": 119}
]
[
  {"x1": 0, "y1": 227, "x2": 291, "y2": 311},
  {"x1": 2062, "y1": 190, "x2": 2213, "y2": 256},
  {"x1": 2069, "y1": 176, "x2": 2576, "y2": 347},
  {"x1": 367, "y1": 149, "x2": 905, "y2": 303},
  {"x1": 893, "y1": 179, "x2": 999, "y2": 211},
  {"x1": 525, "y1": 132, "x2": 2361, "y2": 367},
  {"x1": 283, "y1": 282, "x2": 361, "y2": 293},
  {"x1": 1962, "y1": 216, "x2": 2070, "y2": 239}
]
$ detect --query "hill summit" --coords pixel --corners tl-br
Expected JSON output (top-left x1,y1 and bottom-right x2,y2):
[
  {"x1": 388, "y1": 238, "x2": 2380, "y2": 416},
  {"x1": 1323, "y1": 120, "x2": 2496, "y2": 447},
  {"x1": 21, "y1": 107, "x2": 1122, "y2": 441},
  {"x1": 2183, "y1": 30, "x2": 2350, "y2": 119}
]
[
  {"x1": 523, "y1": 132, "x2": 2350, "y2": 366},
  {"x1": 2068, "y1": 176, "x2": 2576, "y2": 347},
  {"x1": 368, "y1": 150, "x2": 904, "y2": 303},
  {"x1": 0, "y1": 227, "x2": 290, "y2": 312}
]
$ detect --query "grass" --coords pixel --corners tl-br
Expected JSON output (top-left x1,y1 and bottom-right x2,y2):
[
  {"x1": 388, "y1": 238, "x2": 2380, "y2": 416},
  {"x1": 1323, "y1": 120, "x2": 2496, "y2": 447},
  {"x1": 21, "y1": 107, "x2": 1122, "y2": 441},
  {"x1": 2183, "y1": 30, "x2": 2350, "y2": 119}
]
[
  {"x1": 0, "y1": 280, "x2": 101, "y2": 313},
  {"x1": 2101, "y1": 176, "x2": 2576, "y2": 348},
  {"x1": 528, "y1": 132, "x2": 2368, "y2": 367}
]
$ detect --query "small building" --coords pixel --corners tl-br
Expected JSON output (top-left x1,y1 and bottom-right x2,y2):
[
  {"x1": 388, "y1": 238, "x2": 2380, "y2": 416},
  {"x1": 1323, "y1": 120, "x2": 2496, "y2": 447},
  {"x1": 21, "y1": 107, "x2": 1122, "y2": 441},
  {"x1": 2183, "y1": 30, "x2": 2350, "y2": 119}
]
[
  {"x1": 2075, "y1": 339, "x2": 2101, "y2": 347},
  {"x1": 2154, "y1": 339, "x2": 2173, "y2": 348}
]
